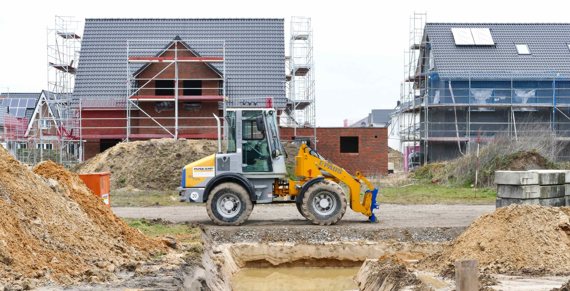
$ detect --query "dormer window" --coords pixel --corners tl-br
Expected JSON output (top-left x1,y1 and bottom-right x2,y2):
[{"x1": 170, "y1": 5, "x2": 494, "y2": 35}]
[{"x1": 516, "y1": 44, "x2": 531, "y2": 55}]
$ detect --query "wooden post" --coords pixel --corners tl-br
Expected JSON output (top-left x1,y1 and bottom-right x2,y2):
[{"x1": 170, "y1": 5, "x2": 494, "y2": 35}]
[{"x1": 455, "y1": 260, "x2": 479, "y2": 291}]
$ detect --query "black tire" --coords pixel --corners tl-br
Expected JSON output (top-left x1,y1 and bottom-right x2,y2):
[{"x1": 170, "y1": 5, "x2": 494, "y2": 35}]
[
  {"x1": 301, "y1": 180, "x2": 347, "y2": 225},
  {"x1": 296, "y1": 201, "x2": 308, "y2": 219},
  {"x1": 206, "y1": 182, "x2": 253, "y2": 226}
]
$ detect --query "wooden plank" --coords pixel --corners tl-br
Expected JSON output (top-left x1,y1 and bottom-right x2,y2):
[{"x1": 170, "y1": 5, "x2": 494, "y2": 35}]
[{"x1": 455, "y1": 260, "x2": 479, "y2": 291}]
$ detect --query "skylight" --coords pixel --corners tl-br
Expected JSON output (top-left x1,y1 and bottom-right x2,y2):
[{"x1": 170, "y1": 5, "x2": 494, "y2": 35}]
[
  {"x1": 451, "y1": 28, "x2": 494, "y2": 46},
  {"x1": 516, "y1": 44, "x2": 531, "y2": 55}
]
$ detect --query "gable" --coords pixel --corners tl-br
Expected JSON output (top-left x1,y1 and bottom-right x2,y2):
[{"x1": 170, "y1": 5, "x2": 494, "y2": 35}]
[
  {"x1": 133, "y1": 38, "x2": 223, "y2": 79},
  {"x1": 25, "y1": 91, "x2": 61, "y2": 137}
]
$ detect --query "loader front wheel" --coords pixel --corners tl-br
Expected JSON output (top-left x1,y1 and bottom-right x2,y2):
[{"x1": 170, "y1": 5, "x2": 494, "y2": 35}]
[
  {"x1": 301, "y1": 180, "x2": 347, "y2": 225},
  {"x1": 206, "y1": 182, "x2": 253, "y2": 226},
  {"x1": 296, "y1": 202, "x2": 308, "y2": 219}
]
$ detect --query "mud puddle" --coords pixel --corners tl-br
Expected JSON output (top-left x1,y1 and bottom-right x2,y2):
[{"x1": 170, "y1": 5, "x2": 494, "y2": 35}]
[{"x1": 232, "y1": 266, "x2": 360, "y2": 291}]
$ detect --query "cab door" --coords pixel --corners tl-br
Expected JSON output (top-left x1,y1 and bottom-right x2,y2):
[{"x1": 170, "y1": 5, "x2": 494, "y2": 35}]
[{"x1": 241, "y1": 110, "x2": 272, "y2": 172}]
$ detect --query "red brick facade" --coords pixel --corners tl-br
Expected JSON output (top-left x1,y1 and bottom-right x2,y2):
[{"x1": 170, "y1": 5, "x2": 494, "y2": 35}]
[{"x1": 280, "y1": 127, "x2": 388, "y2": 176}]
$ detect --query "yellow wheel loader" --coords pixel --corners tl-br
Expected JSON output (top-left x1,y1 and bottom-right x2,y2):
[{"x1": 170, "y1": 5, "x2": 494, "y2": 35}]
[{"x1": 178, "y1": 108, "x2": 379, "y2": 226}]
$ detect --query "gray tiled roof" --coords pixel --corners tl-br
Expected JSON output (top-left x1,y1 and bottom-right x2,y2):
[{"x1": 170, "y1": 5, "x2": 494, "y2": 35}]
[
  {"x1": 426, "y1": 23, "x2": 570, "y2": 79},
  {"x1": 75, "y1": 18, "x2": 286, "y2": 108},
  {"x1": 370, "y1": 109, "x2": 392, "y2": 125}
]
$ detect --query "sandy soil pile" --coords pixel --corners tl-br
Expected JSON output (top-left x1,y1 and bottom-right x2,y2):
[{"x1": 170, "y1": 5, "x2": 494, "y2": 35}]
[
  {"x1": 75, "y1": 138, "x2": 217, "y2": 190},
  {"x1": 0, "y1": 148, "x2": 165, "y2": 287},
  {"x1": 427, "y1": 205, "x2": 570, "y2": 275}
]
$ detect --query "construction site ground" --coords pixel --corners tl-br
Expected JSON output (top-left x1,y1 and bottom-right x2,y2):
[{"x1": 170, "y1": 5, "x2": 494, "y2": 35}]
[
  {"x1": 7, "y1": 139, "x2": 566, "y2": 290},
  {"x1": 114, "y1": 203, "x2": 494, "y2": 228},
  {"x1": 111, "y1": 203, "x2": 570, "y2": 291}
]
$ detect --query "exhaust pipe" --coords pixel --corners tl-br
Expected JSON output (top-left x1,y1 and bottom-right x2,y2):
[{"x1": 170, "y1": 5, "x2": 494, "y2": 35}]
[{"x1": 213, "y1": 114, "x2": 222, "y2": 153}]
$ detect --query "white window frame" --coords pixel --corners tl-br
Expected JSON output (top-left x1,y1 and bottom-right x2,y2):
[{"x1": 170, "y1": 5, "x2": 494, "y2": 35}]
[
  {"x1": 516, "y1": 44, "x2": 531, "y2": 55},
  {"x1": 40, "y1": 119, "x2": 51, "y2": 129},
  {"x1": 36, "y1": 143, "x2": 53, "y2": 150}
]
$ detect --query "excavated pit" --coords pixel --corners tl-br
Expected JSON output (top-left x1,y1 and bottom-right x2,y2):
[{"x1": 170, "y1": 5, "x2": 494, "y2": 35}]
[{"x1": 199, "y1": 226, "x2": 458, "y2": 291}]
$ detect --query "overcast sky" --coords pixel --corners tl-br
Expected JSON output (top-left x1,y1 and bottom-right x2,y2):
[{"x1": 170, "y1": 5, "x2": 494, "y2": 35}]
[{"x1": 1, "y1": 0, "x2": 569, "y2": 126}]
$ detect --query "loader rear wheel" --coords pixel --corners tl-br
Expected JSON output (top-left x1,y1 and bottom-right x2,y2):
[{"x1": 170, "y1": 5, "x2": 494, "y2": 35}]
[
  {"x1": 301, "y1": 180, "x2": 347, "y2": 225},
  {"x1": 206, "y1": 182, "x2": 253, "y2": 226}
]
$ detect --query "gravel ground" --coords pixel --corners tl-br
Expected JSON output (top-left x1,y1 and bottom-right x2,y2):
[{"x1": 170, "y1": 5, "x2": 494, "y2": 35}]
[{"x1": 113, "y1": 203, "x2": 494, "y2": 229}]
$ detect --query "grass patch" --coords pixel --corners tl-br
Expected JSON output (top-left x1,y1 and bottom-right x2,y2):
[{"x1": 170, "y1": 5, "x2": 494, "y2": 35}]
[
  {"x1": 111, "y1": 190, "x2": 182, "y2": 207},
  {"x1": 124, "y1": 218, "x2": 197, "y2": 237},
  {"x1": 124, "y1": 218, "x2": 203, "y2": 262},
  {"x1": 379, "y1": 183, "x2": 496, "y2": 204}
]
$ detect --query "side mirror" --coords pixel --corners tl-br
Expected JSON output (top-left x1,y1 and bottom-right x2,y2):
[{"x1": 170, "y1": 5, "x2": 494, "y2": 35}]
[
  {"x1": 272, "y1": 149, "x2": 281, "y2": 158},
  {"x1": 256, "y1": 116, "x2": 265, "y2": 132}
]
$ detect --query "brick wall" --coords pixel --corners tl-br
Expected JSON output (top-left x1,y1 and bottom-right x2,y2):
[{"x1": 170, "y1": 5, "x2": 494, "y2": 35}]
[
  {"x1": 133, "y1": 102, "x2": 219, "y2": 136},
  {"x1": 280, "y1": 127, "x2": 388, "y2": 176},
  {"x1": 82, "y1": 110, "x2": 127, "y2": 138}
]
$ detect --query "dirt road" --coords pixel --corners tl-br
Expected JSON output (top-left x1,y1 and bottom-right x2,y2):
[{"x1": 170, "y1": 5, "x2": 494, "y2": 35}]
[{"x1": 113, "y1": 203, "x2": 494, "y2": 228}]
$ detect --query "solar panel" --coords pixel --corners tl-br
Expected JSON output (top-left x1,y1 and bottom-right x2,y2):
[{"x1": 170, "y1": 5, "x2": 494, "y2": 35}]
[
  {"x1": 451, "y1": 28, "x2": 475, "y2": 45},
  {"x1": 471, "y1": 28, "x2": 494, "y2": 45},
  {"x1": 14, "y1": 108, "x2": 24, "y2": 118},
  {"x1": 452, "y1": 28, "x2": 494, "y2": 46}
]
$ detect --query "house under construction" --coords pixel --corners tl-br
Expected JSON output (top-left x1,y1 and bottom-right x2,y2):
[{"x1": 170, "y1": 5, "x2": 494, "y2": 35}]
[
  {"x1": 71, "y1": 17, "x2": 319, "y2": 159},
  {"x1": 396, "y1": 14, "x2": 570, "y2": 168}
]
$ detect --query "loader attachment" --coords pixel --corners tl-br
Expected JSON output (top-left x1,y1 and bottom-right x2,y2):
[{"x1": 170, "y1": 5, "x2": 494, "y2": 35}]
[
  {"x1": 295, "y1": 144, "x2": 380, "y2": 222},
  {"x1": 355, "y1": 171, "x2": 380, "y2": 222}
]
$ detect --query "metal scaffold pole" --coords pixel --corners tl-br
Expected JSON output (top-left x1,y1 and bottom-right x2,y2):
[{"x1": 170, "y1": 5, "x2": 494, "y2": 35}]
[{"x1": 174, "y1": 41, "x2": 179, "y2": 140}]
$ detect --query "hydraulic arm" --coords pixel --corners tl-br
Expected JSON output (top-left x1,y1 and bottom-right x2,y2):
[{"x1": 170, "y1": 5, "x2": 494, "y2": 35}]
[{"x1": 291, "y1": 143, "x2": 379, "y2": 222}]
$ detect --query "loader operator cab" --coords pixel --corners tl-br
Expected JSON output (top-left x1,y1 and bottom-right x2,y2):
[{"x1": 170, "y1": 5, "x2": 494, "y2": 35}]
[{"x1": 227, "y1": 109, "x2": 283, "y2": 173}]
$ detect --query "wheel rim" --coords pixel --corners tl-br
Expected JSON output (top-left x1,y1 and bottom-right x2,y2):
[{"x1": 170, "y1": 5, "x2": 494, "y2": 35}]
[
  {"x1": 216, "y1": 192, "x2": 241, "y2": 219},
  {"x1": 312, "y1": 191, "x2": 337, "y2": 216}
]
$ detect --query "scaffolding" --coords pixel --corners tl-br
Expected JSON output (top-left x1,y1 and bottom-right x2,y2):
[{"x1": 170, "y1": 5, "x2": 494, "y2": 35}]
[
  {"x1": 124, "y1": 39, "x2": 226, "y2": 141},
  {"x1": 44, "y1": 16, "x2": 82, "y2": 166},
  {"x1": 396, "y1": 12, "x2": 427, "y2": 170},
  {"x1": 286, "y1": 16, "x2": 316, "y2": 146}
]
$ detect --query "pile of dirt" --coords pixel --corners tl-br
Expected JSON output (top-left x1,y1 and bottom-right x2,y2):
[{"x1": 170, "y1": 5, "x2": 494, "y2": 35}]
[
  {"x1": 424, "y1": 205, "x2": 570, "y2": 275},
  {"x1": 75, "y1": 138, "x2": 217, "y2": 190},
  {"x1": 0, "y1": 148, "x2": 165, "y2": 287},
  {"x1": 76, "y1": 138, "x2": 302, "y2": 190},
  {"x1": 355, "y1": 255, "x2": 421, "y2": 291}
]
